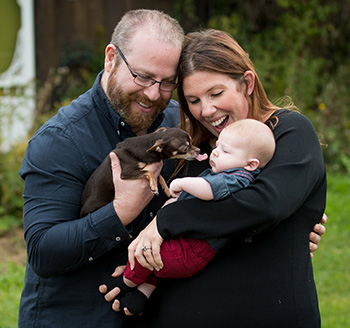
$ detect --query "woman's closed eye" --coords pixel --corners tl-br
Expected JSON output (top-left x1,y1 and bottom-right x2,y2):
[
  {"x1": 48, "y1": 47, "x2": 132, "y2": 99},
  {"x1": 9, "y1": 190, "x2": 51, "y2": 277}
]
[
  {"x1": 187, "y1": 98, "x2": 200, "y2": 105},
  {"x1": 186, "y1": 91, "x2": 222, "y2": 105}
]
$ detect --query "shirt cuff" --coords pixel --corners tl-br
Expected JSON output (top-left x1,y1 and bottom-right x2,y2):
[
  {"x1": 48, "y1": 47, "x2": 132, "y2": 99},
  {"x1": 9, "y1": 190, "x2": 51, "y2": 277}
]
[{"x1": 90, "y1": 202, "x2": 131, "y2": 247}]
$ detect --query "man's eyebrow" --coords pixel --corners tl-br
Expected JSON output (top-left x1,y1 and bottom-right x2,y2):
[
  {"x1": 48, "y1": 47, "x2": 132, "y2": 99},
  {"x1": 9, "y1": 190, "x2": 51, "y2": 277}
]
[{"x1": 133, "y1": 67, "x2": 177, "y2": 81}]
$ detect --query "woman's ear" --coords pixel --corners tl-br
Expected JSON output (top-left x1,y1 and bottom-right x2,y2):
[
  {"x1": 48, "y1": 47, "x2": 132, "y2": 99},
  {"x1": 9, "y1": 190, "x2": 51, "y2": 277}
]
[
  {"x1": 243, "y1": 70, "x2": 255, "y2": 96},
  {"x1": 104, "y1": 44, "x2": 117, "y2": 73},
  {"x1": 244, "y1": 158, "x2": 260, "y2": 171}
]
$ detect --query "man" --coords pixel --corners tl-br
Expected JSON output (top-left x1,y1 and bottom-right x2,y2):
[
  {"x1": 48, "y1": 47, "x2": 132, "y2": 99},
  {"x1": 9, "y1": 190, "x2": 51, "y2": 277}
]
[{"x1": 18, "y1": 9, "x2": 183, "y2": 328}]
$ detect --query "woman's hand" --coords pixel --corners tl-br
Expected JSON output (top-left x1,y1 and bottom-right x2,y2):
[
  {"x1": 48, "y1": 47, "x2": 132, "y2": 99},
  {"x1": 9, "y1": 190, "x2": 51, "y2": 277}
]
[
  {"x1": 128, "y1": 217, "x2": 164, "y2": 272},
  {"x1": 110, "y1": 152, "x2": 163, "y2": 226},
  {"x1": 309, "y1": 213, "x2": 327, "y2": 258}
]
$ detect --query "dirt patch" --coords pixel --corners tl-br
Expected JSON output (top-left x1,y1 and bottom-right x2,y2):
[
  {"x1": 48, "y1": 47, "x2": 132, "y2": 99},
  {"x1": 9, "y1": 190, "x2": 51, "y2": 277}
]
[{"x1": 0, "y1": 228, "x2": 27, "y2": 265}]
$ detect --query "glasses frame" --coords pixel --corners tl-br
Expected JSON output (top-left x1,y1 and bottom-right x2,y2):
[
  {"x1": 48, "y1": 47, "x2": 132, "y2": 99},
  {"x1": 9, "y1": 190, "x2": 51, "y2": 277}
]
[{"x1": 115, "y1": 45, "x2": 177, "y2": 92}]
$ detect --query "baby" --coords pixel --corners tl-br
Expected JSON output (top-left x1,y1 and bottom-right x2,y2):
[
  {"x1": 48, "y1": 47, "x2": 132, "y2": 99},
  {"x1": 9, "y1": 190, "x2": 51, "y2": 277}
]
[{"x1": 105, "y1": 119, "x2": 276, "y2": 314}]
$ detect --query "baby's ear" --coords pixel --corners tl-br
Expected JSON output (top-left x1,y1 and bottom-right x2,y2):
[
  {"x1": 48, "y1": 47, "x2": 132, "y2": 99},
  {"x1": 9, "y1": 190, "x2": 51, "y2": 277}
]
[{"x1": 244, "y1": 158, "x2": 260, "y2": 171}]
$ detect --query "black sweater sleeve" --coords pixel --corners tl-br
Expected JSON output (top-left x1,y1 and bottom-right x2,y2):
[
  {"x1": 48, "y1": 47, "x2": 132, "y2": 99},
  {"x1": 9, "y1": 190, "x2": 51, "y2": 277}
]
[{"x1": 156, "y1": 110, "x2": 326, "y2": 240}]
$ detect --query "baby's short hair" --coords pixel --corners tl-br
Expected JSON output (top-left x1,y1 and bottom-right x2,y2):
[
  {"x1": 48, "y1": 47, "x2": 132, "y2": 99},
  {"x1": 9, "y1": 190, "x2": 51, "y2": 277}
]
[{"x1": 223, "y1": 119, "x2": 276, "y2": 168}]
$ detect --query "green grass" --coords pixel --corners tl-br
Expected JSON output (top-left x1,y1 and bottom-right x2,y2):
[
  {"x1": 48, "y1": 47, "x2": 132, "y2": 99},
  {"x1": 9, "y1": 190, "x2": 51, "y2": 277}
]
[
  {"x1": 313, "y1": 173, "x2": 350, "y2": 327},
  {"x1": 0, "y1": 173, "x2": 349, "y2": 327},
  {"x1": 0, "y1": 262, "x2": 25, "y2": 327}
]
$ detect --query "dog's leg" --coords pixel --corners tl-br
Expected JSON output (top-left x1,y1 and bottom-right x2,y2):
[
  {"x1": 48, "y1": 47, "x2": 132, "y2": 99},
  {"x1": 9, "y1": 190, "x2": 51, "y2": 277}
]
[
  {"x1": 158, "y1": 175, "x2": 171, "y2": 198},
  {"x1": 143, "y1": 171, "x2": 159, "y2": 195}
]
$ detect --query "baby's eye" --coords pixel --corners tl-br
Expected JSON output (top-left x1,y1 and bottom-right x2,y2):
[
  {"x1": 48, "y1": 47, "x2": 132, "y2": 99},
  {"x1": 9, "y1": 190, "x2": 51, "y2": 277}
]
[{"x1": 212, "y1": 91, "x2": 223, "y2": 97}]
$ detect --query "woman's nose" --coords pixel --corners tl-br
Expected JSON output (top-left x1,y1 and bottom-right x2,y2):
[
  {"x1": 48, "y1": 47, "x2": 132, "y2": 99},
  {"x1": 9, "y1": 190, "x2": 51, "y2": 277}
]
[{"x1": 201, "y1": 101, "x2": 216, "y2": 118}]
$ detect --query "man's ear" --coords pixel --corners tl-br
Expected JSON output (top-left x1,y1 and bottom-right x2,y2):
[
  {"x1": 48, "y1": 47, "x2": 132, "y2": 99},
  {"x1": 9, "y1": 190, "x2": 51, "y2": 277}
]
[
  {"x1": 104, "y1": 44, "x2": 117, "y2": 73},
  {"x1": 244, "y1": 158, "x2": 260, "y2": 171},
  {"x1": 243, "y1": 70, "x2": 255, "y2": 96},
  {"x1": 148, "y1": 139, "x2": 164, "y2": 153}
]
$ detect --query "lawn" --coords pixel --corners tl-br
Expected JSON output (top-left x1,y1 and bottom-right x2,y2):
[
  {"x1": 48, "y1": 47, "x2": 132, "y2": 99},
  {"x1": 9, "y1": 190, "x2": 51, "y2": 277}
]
[
  {"x1": 0, "y1": 173, "x2": 349, "y2": 327},
  {"x1": 313, "y1": 173, "x2": 350, "y2": 327},
  {"x1": 0, "y1": 262, "x2": 25, "y2": 328}
]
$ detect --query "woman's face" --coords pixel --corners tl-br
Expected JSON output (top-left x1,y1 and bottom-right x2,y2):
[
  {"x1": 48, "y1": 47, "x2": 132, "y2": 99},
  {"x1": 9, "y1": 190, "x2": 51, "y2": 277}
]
[{"x1": 182, "y1": 71, "x2": 251, "y2": 139}]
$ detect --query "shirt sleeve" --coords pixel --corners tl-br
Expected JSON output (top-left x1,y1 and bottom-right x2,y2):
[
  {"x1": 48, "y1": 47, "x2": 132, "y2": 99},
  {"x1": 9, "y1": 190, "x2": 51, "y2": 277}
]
[
  {"x1": 157, "y1": 111, "x2": 326, "y2": 241},
  {"x1": 20, "y1": 126, "x2": 131, "y2": 277},
  {"x1": 201, "y1": 170, "x2": 255, "y2": 201}
]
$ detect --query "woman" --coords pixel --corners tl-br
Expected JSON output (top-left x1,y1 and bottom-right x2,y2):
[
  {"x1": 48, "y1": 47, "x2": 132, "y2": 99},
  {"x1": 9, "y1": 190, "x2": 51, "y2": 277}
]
[{"x1": 109, "y1": 29, "x2": 327, "y2": 327}]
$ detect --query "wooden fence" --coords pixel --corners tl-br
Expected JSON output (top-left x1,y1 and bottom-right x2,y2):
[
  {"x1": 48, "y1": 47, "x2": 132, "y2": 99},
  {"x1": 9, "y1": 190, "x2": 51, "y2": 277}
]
[{"x1": 34, "y1": 0, "x2": 174, "y2": 85}]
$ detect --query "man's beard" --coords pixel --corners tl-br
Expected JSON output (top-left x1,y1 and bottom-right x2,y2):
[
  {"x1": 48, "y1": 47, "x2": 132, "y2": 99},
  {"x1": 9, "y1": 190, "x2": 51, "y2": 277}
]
[{"x1": 106, "y1": 66, "x2": 167, "y2": 132}]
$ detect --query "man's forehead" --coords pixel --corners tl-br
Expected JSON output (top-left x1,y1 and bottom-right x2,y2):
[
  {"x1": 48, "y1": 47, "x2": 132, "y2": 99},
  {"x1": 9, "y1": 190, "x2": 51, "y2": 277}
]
[
  {"x1": 128, "y1": 29, "x2": 180, "y2": 56},
  {"x1": 127, "y1": 31, "x2": 181, "y2": 78}
]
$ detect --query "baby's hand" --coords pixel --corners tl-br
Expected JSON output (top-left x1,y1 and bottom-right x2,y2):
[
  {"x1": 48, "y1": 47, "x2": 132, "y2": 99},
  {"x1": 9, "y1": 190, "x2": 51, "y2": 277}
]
[{"x1": 169, "y1": 179, "x2": 183, "y2": 198}]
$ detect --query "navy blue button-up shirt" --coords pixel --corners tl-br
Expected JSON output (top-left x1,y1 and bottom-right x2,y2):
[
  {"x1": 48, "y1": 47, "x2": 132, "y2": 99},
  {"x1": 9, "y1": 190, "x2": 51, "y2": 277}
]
[{"x1": 18, "y1": 71, "x2": 179, "y2": 327}]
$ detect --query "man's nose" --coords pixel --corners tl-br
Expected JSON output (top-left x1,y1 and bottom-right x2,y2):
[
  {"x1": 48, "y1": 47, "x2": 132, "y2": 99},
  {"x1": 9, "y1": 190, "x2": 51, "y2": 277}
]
[{"x1": 143, "y1": 83, "x2": 161, "y2": 102}]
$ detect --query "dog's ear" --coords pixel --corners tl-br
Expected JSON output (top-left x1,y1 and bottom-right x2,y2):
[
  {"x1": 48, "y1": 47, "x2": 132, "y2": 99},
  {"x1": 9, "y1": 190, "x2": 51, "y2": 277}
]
[
  {"x1": 154, "y1": 127, "x2": 168, "y2": 133},
  {"x1": 147, "y1": 139, "x2": 164, "y2": 153}
]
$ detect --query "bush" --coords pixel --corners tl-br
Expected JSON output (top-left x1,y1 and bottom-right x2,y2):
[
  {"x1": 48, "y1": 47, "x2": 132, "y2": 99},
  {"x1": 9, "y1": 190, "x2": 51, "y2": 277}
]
[
  {"x1": 206, "y1": 0, "x2": 350, "y2": 173},
  {"x1": 0, "y1": 141, "x2": 27, "y2": 232},
  {"x1": 1, "y1": 36, "x2": 105, "y2": 233}
]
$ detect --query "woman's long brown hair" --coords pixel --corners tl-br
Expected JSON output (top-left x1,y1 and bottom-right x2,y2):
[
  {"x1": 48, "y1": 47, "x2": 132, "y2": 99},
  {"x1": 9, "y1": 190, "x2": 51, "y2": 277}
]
[{"x1": 173, "y1": 29, "x2": 298, "y2": 178}]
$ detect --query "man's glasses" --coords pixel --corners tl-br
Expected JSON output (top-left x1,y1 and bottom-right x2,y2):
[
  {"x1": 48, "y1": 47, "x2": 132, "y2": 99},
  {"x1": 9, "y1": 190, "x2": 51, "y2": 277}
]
[{"x1": 115, "y1": 45, "x2": 177, "y2": 92}]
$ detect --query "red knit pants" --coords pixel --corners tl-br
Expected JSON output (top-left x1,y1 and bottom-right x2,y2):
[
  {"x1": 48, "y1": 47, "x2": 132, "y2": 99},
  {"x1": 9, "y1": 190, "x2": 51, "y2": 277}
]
[{"x1": 124, "y1": 237, "x2": 217, "y2": 286}]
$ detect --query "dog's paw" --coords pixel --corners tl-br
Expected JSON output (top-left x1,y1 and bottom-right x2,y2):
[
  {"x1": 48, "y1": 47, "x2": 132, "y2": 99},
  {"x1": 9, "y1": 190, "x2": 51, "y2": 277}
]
[{"x1": 151, "y1": 187, "x2": 159, "y2": 196}]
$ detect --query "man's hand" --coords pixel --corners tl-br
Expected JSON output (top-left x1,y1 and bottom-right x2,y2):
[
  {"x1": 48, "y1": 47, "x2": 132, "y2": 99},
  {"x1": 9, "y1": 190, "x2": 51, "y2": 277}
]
[
  {"x1": 110, "y1": 152, "x2": 163, "y2": 226},
  {"x1": 98, "y1": 266, "x2": 134, "y2": 316},
  {"x1": 99, "y1": 265, "x2": 125, "y2": 301},
  {"x1": 309, "y1": 213, "x2": 327, "y2": 258}
]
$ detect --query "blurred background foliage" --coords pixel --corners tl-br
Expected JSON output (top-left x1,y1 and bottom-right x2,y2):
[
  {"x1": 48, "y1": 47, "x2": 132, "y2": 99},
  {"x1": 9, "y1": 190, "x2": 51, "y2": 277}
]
[
  {"x1": 203, "y1": 0, "x2": 350, "y2": 174},
  {"x1": 0, "y1": 0, "x2": 349, "y2": 228}
]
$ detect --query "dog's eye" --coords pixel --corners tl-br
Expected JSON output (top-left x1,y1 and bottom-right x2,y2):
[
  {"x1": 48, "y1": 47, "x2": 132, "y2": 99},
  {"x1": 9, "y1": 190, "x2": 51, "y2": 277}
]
[{"x1": 179, "y1": 145, "x2": 189, "y2": 153}]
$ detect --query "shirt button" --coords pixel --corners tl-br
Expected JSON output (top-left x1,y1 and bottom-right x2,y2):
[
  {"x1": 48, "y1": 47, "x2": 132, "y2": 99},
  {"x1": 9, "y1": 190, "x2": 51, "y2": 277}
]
[
  {"x1": 150, "y1": 212, "x2": 154, "y2": 218},
  {"x1": 115, "y1": 236, "x2": 121, "y2": 242},
  {"x1": 120, "y1": 121, "x2": 125, "y2": 126},
  {"x1": 88, "y1": 257, "x2": 93, "y2": 261}
]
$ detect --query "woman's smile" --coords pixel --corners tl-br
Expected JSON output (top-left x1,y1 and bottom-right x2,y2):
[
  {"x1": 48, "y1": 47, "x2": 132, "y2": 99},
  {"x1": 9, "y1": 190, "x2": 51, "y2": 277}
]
[{"x1": 183, "y1": 71, "x2": 250, "y2": 137}]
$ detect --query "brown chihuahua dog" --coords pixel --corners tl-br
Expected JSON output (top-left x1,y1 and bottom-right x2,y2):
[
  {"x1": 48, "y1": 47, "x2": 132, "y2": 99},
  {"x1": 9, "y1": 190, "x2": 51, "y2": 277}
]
[{"x1": 80, "y1": 127, "x2": 200, "y2": 217}]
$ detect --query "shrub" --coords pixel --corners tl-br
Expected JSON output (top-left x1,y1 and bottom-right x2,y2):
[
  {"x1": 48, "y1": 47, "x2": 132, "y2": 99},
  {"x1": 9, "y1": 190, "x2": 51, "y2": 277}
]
[
  {"x1": 0, "y1": 141, "x2": 27, "y2": 232},
  {"x1": 207, "y1": 0, "x2": 349, "y2": 173}
]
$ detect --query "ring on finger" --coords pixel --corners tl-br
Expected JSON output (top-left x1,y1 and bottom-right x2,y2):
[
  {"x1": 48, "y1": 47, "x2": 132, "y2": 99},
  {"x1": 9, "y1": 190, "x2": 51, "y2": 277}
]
[{"x1": 141, "y1": 246, "x2": 152, "y2": 251}]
